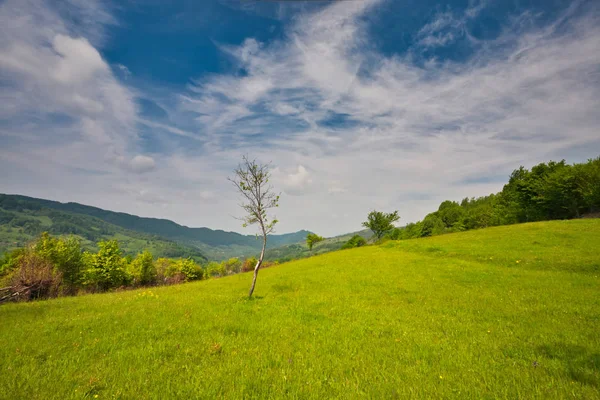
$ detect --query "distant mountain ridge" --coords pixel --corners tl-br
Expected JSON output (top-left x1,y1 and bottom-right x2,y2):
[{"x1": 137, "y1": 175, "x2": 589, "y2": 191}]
[{"x1": 0, "y1": 194, "x2": 310, "y2": 260}]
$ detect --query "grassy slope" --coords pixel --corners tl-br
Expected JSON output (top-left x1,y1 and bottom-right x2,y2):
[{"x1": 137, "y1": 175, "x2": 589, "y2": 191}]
[{"x1": 0, "y1": 220, "x2": 598, "y2": 399}]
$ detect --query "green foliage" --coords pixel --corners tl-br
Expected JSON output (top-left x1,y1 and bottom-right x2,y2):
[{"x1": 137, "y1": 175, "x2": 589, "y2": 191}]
[
  {"x1": 0, "y1": 248, "x2": 26, "y2": 279},
  {"x1": 176, "y1": 258, "x2": 205, "y2": 281},
  {"x1": 1, "y1": 233, "x2": 226, "y2": 301},
  {"x1": 242, "y1": 256, "x2": 258, "y2": 272},
  {"x1": 222, "y1": 258, "x2": 242, "y2": 274},
  {"x1": 437, "y1": 201, "x2": 465, "y2": 228},
  {"x1": 306, "y1": 233, "x2": 324, "y2": 251},
  {"x1": 362, "y1": 210, "x2": 400, "y2": 239},
  {"x1": 394, "y1": 157, "x2": 600, "y2": 242},
  {"x1": 33, "y1": 232, "x2": 83, "y2": 292},
  {"x1": 420, "y1": 213, "x2": 445, "y2": 237},
  {"x1": 503, "y1": 158, "x2": 600, "y2": 221},
  {"x1": 155, "y1": 257, "x2": 173, "y2": 282},
  {"x1": 574, "y1": 157, "x2": 600, "y2": 211},
  {"x1": 82, "y1": 240, "x2": 130, "y2": 291},
  {"x1": 341, "y1": 234, "x2": 367, "y2": 249},
  {"x1": 1, "y1": 220, "x2": 599, "y2": 398},
  {"x1": 128, "y1": 251, "x2": 157, "y2": 286},
  {"x1": 206, "y1": 261, "x2": 226, "y2": 278}
]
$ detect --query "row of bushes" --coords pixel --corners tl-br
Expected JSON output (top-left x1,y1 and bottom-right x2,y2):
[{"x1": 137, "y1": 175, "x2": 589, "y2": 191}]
[
  {"x1": 388, "y1": 157, "x2": 600, "y2": 240},
  {"x1": 0, "y1": 233, "x2": 276, "y2": 303}
]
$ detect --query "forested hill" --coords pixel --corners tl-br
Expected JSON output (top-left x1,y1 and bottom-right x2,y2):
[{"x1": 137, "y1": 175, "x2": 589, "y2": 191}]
[
  {"x1": 0, "y1": 194, "x2": 310, "y2": 260},
  {"x1": 0, "y1": 199, "x2": 207, "y2": 262}
]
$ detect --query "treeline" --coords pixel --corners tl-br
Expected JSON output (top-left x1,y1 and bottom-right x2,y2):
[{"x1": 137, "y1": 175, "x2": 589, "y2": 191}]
[
  {"x1": 390, "y1": 157, "x2": 600, "y2": 240},
  {"x1": 0, "y1": 233, "x2": 276, "y2": 303}
]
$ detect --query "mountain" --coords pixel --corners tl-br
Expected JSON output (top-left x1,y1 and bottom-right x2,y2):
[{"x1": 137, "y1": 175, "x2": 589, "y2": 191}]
[
  {"x1": 0, "y1": 194, "x2": 310, "y2": 260},
  {"x1": 264, "y1": 229, "x2": 373, "y2": 262},
  {"x1": 0, "y1": 198, "x2": 207, "y2": 262}
]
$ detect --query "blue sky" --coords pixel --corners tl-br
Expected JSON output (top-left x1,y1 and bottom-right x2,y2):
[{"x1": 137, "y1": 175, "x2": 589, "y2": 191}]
[{"x1": 1, "y1": 0, "x2": 599, "y2": 236}]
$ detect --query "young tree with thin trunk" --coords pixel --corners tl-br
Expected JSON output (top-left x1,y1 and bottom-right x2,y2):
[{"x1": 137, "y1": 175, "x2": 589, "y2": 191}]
[{"x1": 229, "y1": 156, "x2": 279, "y2": 298}]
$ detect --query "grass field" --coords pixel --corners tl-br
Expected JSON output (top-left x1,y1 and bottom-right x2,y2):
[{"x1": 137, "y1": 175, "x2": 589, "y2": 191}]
[{"x1": 1, "y1": 220, "x2": 599, "y2": 399}]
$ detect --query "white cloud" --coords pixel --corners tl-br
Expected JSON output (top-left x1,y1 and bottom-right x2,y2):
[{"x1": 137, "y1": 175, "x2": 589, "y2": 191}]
[
  {"x1": 1, "y1": 0, "x2": 599, "y2": 238},
  {"x1": 0, "y1": 0, "x2": 138, "y2": 172},
  {"x1": 51, "y1": 34, "x2": 108, "y2": 83},
  {"x1": 275, "y1": 165, "x2": 313, "y2": 196},
  {"x1": 129, "y1": 155, "x2": 156, "y2": 174},
  {"x1": 115, "y1": 64, "x2": 132, "y2": 78},
  {"x1": 416, "y1": 1, "x2": 488, "y2": 48},
  {"x1": 176, "y1": 0, "x2": 600, "y2": 235}
]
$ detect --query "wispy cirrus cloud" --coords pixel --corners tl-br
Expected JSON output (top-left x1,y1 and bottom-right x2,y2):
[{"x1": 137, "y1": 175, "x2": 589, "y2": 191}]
[
  {"x1": 416, "y1": 0, "x2": 488, "y2": 48},
  {"x1": 175, "y1": 0, "x2": 600, "y2": 233},
  {"x1": 0, "y1": 0, "x2": 141, "y2": 172},
  {"x1": 1, "y1": 0, "x2": 599, "y2": 237}
]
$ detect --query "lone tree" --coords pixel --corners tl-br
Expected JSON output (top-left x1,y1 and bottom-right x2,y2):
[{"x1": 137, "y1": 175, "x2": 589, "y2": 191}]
[
  {"x1": 362, "y1": 210, "x2": 400, "y2": 239},
  {"x1": 229, "y1": 156, "x2": 279, "y2": 298},
  {"x1": 306, "y1": 233, "x2": 324, "y2": 252}
]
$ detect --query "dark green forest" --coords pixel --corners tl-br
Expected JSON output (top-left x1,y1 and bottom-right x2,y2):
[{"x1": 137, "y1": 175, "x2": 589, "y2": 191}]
[{"x1": 390, "y1": 157, "x2": 600, "y2": 240}]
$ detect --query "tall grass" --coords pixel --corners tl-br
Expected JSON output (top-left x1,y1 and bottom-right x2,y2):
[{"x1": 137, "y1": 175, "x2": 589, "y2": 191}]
[{"x1": 0, "y1": 219, "x2": 598, "y2": 399}]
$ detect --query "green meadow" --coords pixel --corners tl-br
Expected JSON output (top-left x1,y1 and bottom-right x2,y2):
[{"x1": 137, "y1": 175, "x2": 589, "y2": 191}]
[{"x1": 1, "y1": 219, "x2": 599, "y2": 399}]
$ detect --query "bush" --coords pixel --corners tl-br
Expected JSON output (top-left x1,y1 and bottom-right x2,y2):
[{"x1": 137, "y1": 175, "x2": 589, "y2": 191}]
[
  {"x1": 82, "y1": 240, "x2": 130, "y2": 291},
  {"x1": 177, "y1": 258, "x2": 204, "y2": 281},
  {"x1": 0, "y1": 248, "x2": 26, "y2": 279},
  {"x1": 223, "y1": 258, "x2": 242, "y2": 274},
  {"x1": 342, "y1": 235, "x2": 367, "y2": 250},
  {"x1": 261, "y1": 260, "x2": 278, "y2": 269},
  {"x1": 206, "y1": 261, "x2": 226, "y2": 278},
  {"x1": 6, "y1": 252, "x2": 62, "y2": 301},
  {"x1": 128, "y1": 251, "x2": 157, "y2": 286},
  {"x1": 34, "y1": 232, "x2": 83, "y2": 294},
  {"x1": 242, "y1": 257, "x2": 258, "y2": 272},
  {"x1": 155, "y1": 257, "x2": 171, "y2": 282}
]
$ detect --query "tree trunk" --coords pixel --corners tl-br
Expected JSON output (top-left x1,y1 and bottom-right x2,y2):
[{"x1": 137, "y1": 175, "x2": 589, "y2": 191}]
[{"x1": 248, "y1": 231, "x2": 267, "y2": 298}]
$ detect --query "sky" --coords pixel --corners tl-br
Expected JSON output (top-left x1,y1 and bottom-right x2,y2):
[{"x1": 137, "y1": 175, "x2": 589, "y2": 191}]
[{"x1": 0, "y1": 0, "x2": 599, "y2": 237}]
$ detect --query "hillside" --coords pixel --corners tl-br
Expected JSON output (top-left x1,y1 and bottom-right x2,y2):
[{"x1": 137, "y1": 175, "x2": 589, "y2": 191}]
[
  {"x1": 0, "y1": 194, "x2": 310, "y2": 260},
  {"x1": 1, "y1": 219, "x2": 598, "y2": 398},
  {"x1": 264, "y1": 229, "x2": 372, "y2": 262},
  {"x1": 0, "y1": 204, "x2": 206, "y2": 262}
]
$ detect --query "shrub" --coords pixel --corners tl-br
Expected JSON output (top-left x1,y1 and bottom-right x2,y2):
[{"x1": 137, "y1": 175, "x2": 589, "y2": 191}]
[
  {"x1": 6, "y1": 252, "x2": 62, "y2": 301},
  {"x1": 206, "y1": 261, "x2": 226, "y2": 278},
  {"x1": 155, "y1": 257, "x2": 171, "y2": 282},
  {"x1": 0, "y1": 248, "x2": 25, "y2": 279},
  {"x1": 242, "y1": 257, "x2": 258, "y2": 273},
  {"x1": 177, "y1": 258, "x2": 204, "y2": 281},
  {"x1": 34, "y1": 233, "x2": 83, "y2": 294},
  {"x1": 223, "y1": 258, "x2": 242, "y2": 274},
  {"x1": 82, "y1": 240, "x2": 130, "y2": 291},
  {"x1": 342, "y1": 235, "x2": 367, "y2": 250},
  {"x1": 128, "y1": 251, "x2": 157, "y2": 286},
  {"x1": 261, "y1": 260, "x2": 278, "y2": 269}
]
